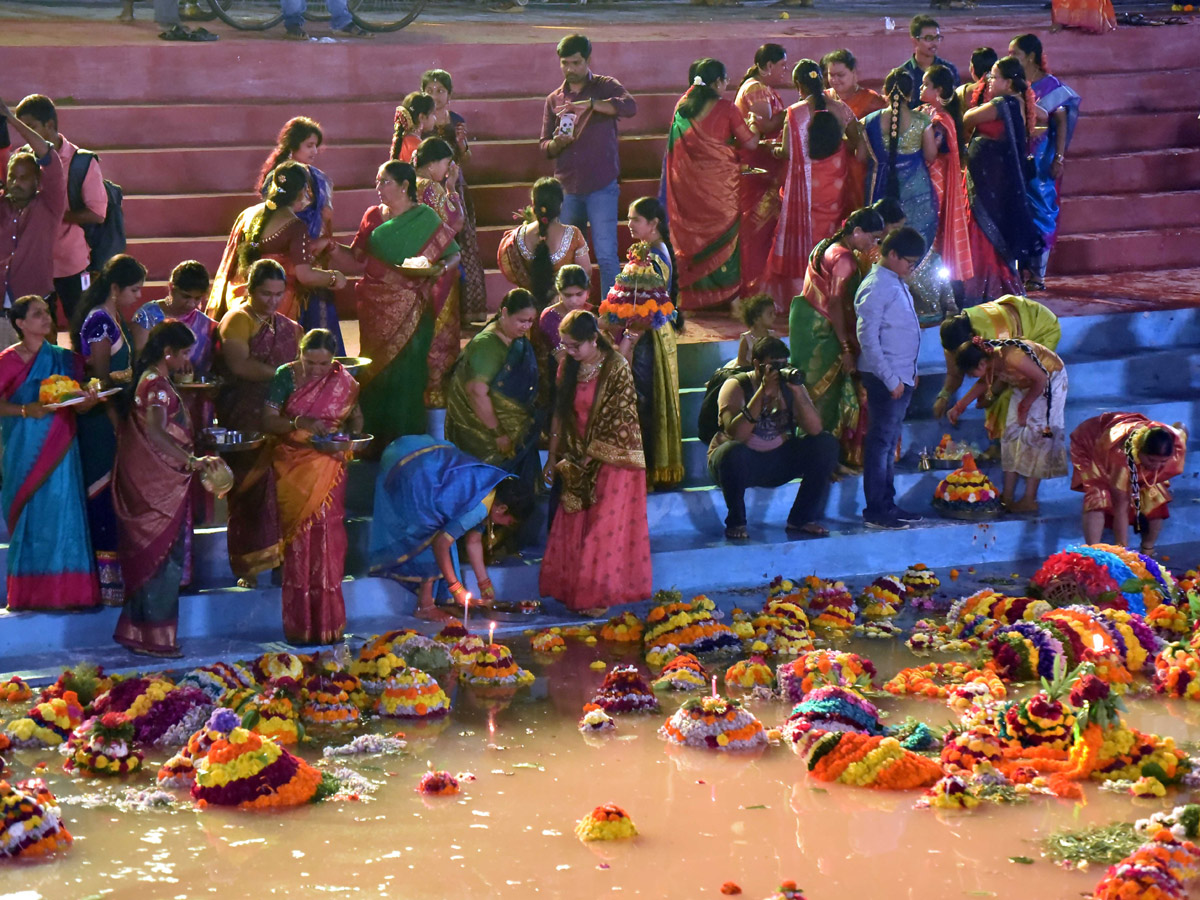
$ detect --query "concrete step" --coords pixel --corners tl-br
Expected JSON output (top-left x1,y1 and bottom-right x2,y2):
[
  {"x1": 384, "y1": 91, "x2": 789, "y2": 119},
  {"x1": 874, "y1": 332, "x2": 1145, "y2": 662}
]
[
  {"x1": 1058, "y1": 191, "x2": 1200, "y2": 236},
  {"x1": 1069, "y1": 110, "x2": 1200, "y2": 156},
  {"x1": 1065, "y1": 148, "x2": 1200, "y2": 196},
  {"x1": 1067, "y1": 69, "x2": 1200, "y2": 115},
  {"x1": 1050, "y1": 225, "x2": 1200, "y2": 276}
]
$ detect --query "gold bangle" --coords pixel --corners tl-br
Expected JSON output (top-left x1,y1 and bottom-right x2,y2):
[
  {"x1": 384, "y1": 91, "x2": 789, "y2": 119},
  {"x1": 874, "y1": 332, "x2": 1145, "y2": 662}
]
[{"x1": 20, "y1": 404, "x2": 27, "y2": 418}]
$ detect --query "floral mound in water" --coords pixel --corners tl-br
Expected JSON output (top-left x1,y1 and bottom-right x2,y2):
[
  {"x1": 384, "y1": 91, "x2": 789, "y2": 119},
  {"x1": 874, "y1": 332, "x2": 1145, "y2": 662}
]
[
  {"x1": 64, "y1": 712, "x2": 143, "y2": 777},
  {"x1": 350, "y1": 644, "x2": 408, "y2": 692},
  {"x1": 591, "y1": 665, "x2": 659, "y2": 713},
  {"x1": 1032, "y1": 543, "x2": 1176, "y2": 615},
  {"x1": 179, "y1": 662, "x2": 256, "y2": 702},
  {"x1": 463, "y1": 644, "x2": 534, "y2": 687},
  {"x1": 1090, "y1": 830, "x2": 1200, "y2": 900},
  {"x1": 919, "y1": 774, "x2": 981, "y2": 810},
  {"x1": 417, "y1": 769, "x2": 459, "y2": 796},
  {"x1": 884, "y1": 662, "x2": 1005, "y2": 702},
  {"x1": 652, "y1": 653, "x2": 709, "y2": 691},
  {"x1": 0, "y1": 677, "x2": 31, "y2": 703},
  {"x1": 38, "y1": 664, "x2": 112, "y2": 706},
  {"x1": 643, "y1": 591, "x2": 740, "y2": 666},
  {"x1": 724, "y1": 655, "x2": 774, "y2": 689},
  {"x1": 794, "y1": 729, "x2": 943, "y2": 789},
  {"x1": 235, "y1": 683, "x2": 302, "y2": 745},
  {"x1": 531, "y1": 630, "x2": 567, "y2": 654},
  {"x1": 780, "y1": 686, "x2": 886, "y2": 742},
  {"x1": 3, "y1": 691, "x2": 84, "y2": 748},
  {"x1": 0, "y1": 778, "x2": 72, "y2": 859},
  {"x1": 776, "y1": 650, "x2": 876, "y2": 704},
  {"x1": 578, "y1": 704, "x2": 617, "y2": 734},
  {"x1": 250, "y1": 651, "x2": 307, "y2": 685},
  {"x1": 369, "y1": 630, "x2": 452, "y2": 672},
  {"x1": 858, "y1": 575, "x2": 906, "y2": 620},
  {"x1": 600, "y1": 611, "x2": 644, "y2": 643},
  {"x1": 1154, "y1": 642, "x2": 1200, "y2": 699},
  {"x1": 450, "y1": 634, "x2": 487, "y2": 667},
  {"x1": 376, "y1": 663, "x2": 450, "y2": 718},
  {"x1": 434, "y1": 619, "x2": 468, "y2": 645},
  {"x1": 575, "y1": 802, "x2": 638, "y2": 841},
  {"x1": 902, "y1": 564, "x2": 942, "y2": 607},
  {"x1": 190, "y1": 709, "x2": 322, "y2": 810},
  {"x1": 658, "y1": 694, "x2": 766, "y2": 751},
  {"x1": 91, "y1": 677, "x2": 214, "y2": 747},
  {"x1": 803, "y1": 579, "x2": 857, "y2": 634},
  {"x1": 932, "y1": 453, "x2": 1002, "y2": 518},
  {"x1": 301, "y1": 675, "x2": 361, "y2": 728},
  {"x1": 761, "y1": 882, "x2": 807, "y2": 900}
]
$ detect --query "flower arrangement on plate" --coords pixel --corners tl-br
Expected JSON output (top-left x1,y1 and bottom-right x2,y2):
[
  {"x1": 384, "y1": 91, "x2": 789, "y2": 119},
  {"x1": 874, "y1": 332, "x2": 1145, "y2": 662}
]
[
  {"x1": 1032, "y1": 543, "x2": 1176, "y2": 614},
  {"x1": 191, "y1": 718, "x2": 323, "y2": 810},
  {"x1": 301, "y1": 675, "x2": 361, "y2": 728},
  {"x1": 179, "y1": 662, "x2": 257, "y2": 703},
  {"x1": 0, "y1": 677, "x2": 32, "y2": 703},
  {"x1": 462, "y1": 644, "x2": 534, "y2": 688},
  {"x1": 599, "y1": 241, "x2": 676, "y2": 331},
  {"x1": 249, "y1": 651, "x2": 307, "y2": 685},
  {"x1": 578, "y1": 703, "x2": 617, "y2": 734},
  {"x1": 779, "y1": 686, "x2": 885, "y2": 743},
  {"x1": 531, "y1": 630, "x2": 567, "y2": 654},
  {"x1": 376, "y1": 663, "x2": 451, "y2": 718},
  {"x1": 590, "y1": 665, "x2": 659, "y2": 713},
  {"x1": 858, "y1": 575, "x2": 906, "y2": 620},
  {"x1": 3, "y1": 691, "x2": 85, "y2": 748},
  {"x1": 38, "y1": 374, "x2": 84, "y2": 404},
  {"x1": 724, "y1": 656, "x2": 774, "y2": 689},
  {"x1": 652, "y1": 653, "x2": 709, "y2": 691},
  {"x1": 802, "y1": 578, "x2": 857, "y2": 634},
  {"x1": 0, "y1": 778, "x2": 72, "y2": 859},
  {"x1": 776, "y1": 650, "x2": 877, "y2": 704},
  {"x1": 932, "y1": 453, "x2": 1003, "y2": 519},
  {"x1": 64, "y1": 712, "x2": 143, "y2": 777},
  {"x1": 1090, "y1": 831, "x2": 1200, "y2": 900},
  {"x1": 747, "y1": 602, "x2": 815, "y2": 656},
  {"x1": 575, "y1": 802, "x2": 637, "y2": 841},
  {"x1": 659, "y1": 694, "x2": 766, "y2": 751},
  {"x1": 600, "y1": 611, "x2": 644, "y2": 643}
]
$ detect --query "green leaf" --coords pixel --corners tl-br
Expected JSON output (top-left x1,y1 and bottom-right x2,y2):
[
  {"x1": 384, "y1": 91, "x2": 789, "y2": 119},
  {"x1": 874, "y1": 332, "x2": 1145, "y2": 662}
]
[
  {"x1": 241, "y1": 708, "x2": 261, "y2": 730},
  {"x1": 512, "y1": 762, "x2": 543, "y2": 770},
  {"x1": 743, "y1": 804, "x2": 768, "y2": 810},
  {"x1": 810, "y1": 787, "x2": 828, "y2": 794},
  {"x1": 1008, "y1": 856, "x2": 1034, "y2": 865}
]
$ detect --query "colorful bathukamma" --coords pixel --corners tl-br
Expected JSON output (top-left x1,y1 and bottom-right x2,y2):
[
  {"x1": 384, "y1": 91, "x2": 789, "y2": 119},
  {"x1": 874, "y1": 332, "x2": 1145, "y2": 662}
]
[
  {"x1": 0, "y1": 778, "x2": 71, "y2": 859},
  {"x1": 932, "y1": 453, "x2": 1002, "y2": 519},
  {"x1": 659, "y1": 695, "x2": 766, "y2": 751},
  {"x1": 591, "y1": 665, "x2": 659, "y2": 713},
  {"x1": 1033, "y1": 544, "x2": 1176, "y2": 615},
  {"x1": 575, "y1": 803, "x2": 637, "y2": 841},
  {"x1": 462, "y1": 644, "x2": 534, "y2": 687},
  {"x1": 64, "y1": 712, "x2": 143, "y2": 777},
  {"x1": 376, "y1": 664, "x2": 450, "y2": 718}
]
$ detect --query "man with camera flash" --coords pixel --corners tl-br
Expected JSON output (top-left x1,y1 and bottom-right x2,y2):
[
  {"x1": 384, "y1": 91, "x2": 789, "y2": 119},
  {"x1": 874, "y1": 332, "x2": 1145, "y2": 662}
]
[{"x1": 707, "y1": 336, "x2": 839, "y2": 541}]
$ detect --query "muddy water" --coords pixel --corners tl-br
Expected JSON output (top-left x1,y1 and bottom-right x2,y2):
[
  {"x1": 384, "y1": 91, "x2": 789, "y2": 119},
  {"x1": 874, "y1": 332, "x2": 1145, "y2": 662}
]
[{"x1": 7, "y1": 639, "x2": 1197, "y2": 900}]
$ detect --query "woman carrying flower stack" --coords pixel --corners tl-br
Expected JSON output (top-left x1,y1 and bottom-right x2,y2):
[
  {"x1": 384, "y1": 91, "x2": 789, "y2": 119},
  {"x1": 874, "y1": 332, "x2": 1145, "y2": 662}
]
[
  {"x1": 949, "y1": 337, "x2": 1068, "y2": 513},
  {"x1": 540, "y1": 311, "x2": 651, "y2": 614},
  {"x1": 1069, "y1": 413, "x2": 1187, "y2": 555},
  {"x1": 0, "y1": 296, "x2": 100, "y2": 611},
  {"x1": 113, "y1": 322, "x2": 225, "y2": 658},
  {"x1": 263, "y1": 329, "x2": 361, "y2": 645}
]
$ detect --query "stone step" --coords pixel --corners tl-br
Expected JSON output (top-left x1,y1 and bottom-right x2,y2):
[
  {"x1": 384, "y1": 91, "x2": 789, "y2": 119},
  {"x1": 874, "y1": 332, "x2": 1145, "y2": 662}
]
[
  {"x1": 1058, "y1": 191, "x2": 1200, "y2": 236},
  {"x1": 1069, "y1": 110, "x2": 1200, "y2": 156},
  {"x1": 1065, "y1": 148, "x2": 1200, "y2": 196},
  {"x1": 1050, "y1": 225, "x2": 1200, "y2": 276}
]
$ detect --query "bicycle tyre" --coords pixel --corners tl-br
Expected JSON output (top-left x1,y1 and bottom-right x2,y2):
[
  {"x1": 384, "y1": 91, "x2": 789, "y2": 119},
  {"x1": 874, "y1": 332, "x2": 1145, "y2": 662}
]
[
  {"x1": 349, "y1": 0, "x2": 427, "y2": 32},
  {"x1": 207, "y1": 0, "x2": 284, "y2": 30},
  {"x1": 305, "y1": 4, "x2": 332, "y2": 21}
]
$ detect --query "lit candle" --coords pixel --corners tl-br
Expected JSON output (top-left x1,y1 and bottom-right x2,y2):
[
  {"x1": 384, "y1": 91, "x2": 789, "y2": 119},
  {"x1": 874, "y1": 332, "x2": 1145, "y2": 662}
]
[
  {"x1": 489, "y1": 621, "x2": 496, "y2": 647},
  {"x1": 463, "y1": 595, "x2": 470, "y2": 632},
  {"x1": 711, "y1": 676, "x2": 718, "y2": 698}
]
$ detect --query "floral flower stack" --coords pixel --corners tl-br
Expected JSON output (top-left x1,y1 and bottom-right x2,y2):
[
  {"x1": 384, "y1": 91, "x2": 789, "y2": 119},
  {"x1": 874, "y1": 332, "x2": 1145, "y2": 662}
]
[
  {"x1": 3, "y1": 691, "x2": 85, "y2": 748},
  {"x1": 450, "y1": 634, "x2": 488, "y2": 668},
  {"x1": 531, "y1": 630, "x2": 567, "y2": 654},
  {"x1": 659, "y1": 694, "x2": 767, "y2": 751},
  {"x1": 780, "y1": 686, "x2": 886, "y2": 744},
  {"x1": 793, "y1": 729, "x2": 943, "y2": 789},
  {"x1": 575, "y1": 802, "x2": 638, "y2": 841},
  {"x1": 372, "y1": 630, "x2": 452, "y2": 672},
  {"x1": 249, "y1": 651, "x2": 307, "y2": 685},
  {"x1": 376, "y1": 662, "x2": 451, "y2": 718},
  {"x1": 762, "y1": 882, "x2": 808, "y2": 900},
  {"x1": 590, "y1": 665, "x2": 659, "y2": 713},
  {"x1": 0, "y1": 778, "x2": 72, "y2": 859},
  {"x1": 776, "y1": 650, "x2": 877, "y2": 704},
  {"x1": 301, "y1": 675, "x2": 361, "y2": 729},
  {"x1": 235, "y1": 683, "x2": 304, "y2": 746},
  {"x1": 652, "y1": 653, "x2": 709, "y2": 692},
  {"x1": 600, "y1": 611, "x2": 645, "y2": 643},
  {"x1": 0, "y1": 677, "x2": 31, "y2": 703},
  {"x1": 902, "y1": 564, "x2": 942, "y2": 607},
  {"x1": 750, "y1": 592, "x2": 816, "y2": 656},
  {"x1": 599, "y1": 241, "x2": 675, "y2": 331},
  {"x1": 90, "y1": 677, "x2": 214, "y2": 747},
  {"x1": 579, "y1": 703, "x2": 617, "y2": 734},
  {"x1": 65, "y1": 712, "x2": 143, "y2": 776},
  {"x1": 417, "y1": 768, "x2": 459, "y2": 796},
  {"x1": 804, "y1": 578, "x2": 858, "y2": 634},
  {"x1": 350, "y1": 643, "x2": 408, "y2": 692},
  {"x1": 858, "y1": 575, "x2": 906, "y2": 621},
  {"x1": 190, "y1": 709, "x2": 323, "y2": 810},
  {"x1": 643, "y1": 592, "x2": 740, "y2": 666},
  {"x1": 463, "y1": 644, "x2": 534, "y2": 687},
  {"x1": 1032, "y1": 544, "x2": 1176, "y2": 615},
  {"x1": 179, "y1": 662, "x2": 257, "y2": 703},
  {"x1": 434, "y1": 619, "x2": 468, "y2": 645},
  {"x1": 724, "y1": 656, "x2": 775, "y2": 690},
  {"x1": 932, "y1": 453, "x2": 1002, "y2": 519}
]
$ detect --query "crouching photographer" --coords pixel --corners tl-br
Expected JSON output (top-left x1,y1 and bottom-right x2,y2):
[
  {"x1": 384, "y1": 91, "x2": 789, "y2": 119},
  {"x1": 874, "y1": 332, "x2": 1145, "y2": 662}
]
[{"x1": 707, "y1": 336, "x2": 839, "y2": 541}]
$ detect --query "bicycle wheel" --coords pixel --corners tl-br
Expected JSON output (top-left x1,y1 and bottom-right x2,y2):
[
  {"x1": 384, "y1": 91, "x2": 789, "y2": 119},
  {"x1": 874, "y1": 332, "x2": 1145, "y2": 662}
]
[
  {"x1": 305, "y1": 2, "x2": 331, "y2": 21},
  {"x1": 207, "y1": 0, "x2": 284, "y2": 30},
  {"x1": 348, "y1": 0, "x2": 427, "y2": 32}
]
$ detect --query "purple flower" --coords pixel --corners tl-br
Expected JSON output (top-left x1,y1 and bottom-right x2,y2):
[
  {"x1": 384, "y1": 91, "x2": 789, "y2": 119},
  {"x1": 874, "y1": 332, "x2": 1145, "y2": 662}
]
[{"x1": 207, "y1": 707, "x2": 241, "y2": 734}]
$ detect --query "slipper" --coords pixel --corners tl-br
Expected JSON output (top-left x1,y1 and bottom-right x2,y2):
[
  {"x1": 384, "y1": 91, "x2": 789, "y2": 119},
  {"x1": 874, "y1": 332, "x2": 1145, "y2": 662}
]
[
  {"x1": 158, "y1": 24, "x2": 191, "y2": 40},
  {"x1": 190, "y1": 26, "x2": 219, "y2": 40}
]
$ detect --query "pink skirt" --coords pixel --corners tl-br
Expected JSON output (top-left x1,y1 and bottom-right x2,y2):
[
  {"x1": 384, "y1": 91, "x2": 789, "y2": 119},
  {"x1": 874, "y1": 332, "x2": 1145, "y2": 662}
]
[{"x1": 539, "y1": 463, "x2": 652, "y2": 611}]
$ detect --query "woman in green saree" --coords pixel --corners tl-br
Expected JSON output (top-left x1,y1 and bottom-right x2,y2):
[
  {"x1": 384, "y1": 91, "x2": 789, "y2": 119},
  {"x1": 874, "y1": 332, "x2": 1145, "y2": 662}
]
[{"x1": 349, "y1": 161, "x2": 460, "y2": 455}]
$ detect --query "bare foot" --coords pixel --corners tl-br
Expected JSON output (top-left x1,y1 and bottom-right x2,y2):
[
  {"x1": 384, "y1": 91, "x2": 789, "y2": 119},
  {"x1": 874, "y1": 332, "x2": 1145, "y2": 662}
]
[
  {"x1": 1009, "y1": 498, "x2": 1040, "y2": 514},
  {"x1": 236, "y1": 576, "x2": 257, "y2": 589},
  {"x1": 999, "y1": 494, "x2": 1014, "y2": 510},
  {"x1": 415, "y1": 605, "x2": 455, "y2": 622},
  {"x1": 579, "y1": 607, "x2": 609, "y2": 619}
]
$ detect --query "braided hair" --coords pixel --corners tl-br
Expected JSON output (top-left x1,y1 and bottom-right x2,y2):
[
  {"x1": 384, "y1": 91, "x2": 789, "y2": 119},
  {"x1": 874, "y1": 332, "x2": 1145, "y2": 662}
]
[
  {"x1": 995, "y1": 56, "x2": 1038, "y2": 151},
  {"x1": 239, "y1": 161, "x2": 308, "y2": 271},
  {"x1": 390, "y1": 92, "x2": 435, "y2": 161},
  {"x1": 958, "y1": 338, "x2": 1056, "y2": 436},
  {"x1": 529, "y1": 177, "x2": 564, "y2": 311},
  {"x1": 1122, "y1": 426, "x2": 1178, "y2": 532},
  {"x1": 881, "y1": 68, "x2": 916, "y2": 201},
  {"x1": 811, "y1": 207, "x2": 884, "y2": 277},
  {"x1": 925, "y1": 64, "x2": 965, "y2": 156}
]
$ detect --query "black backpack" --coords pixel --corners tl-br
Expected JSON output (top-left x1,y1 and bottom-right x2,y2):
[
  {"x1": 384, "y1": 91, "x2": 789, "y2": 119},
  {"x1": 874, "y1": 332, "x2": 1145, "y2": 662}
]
[
  {"x1": 67, "y1": 149, "x2": 126, "y2": 271},
  {"x1": 697, "y1": 368, "x2": 798, "y2": 446}
]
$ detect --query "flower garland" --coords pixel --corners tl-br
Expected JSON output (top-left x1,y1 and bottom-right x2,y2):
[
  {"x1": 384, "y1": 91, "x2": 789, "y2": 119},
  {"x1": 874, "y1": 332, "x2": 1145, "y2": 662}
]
[
  {"x1": 777, "y1": 651, "x2": 877, "y2": 703},
  {"x1": 659, "y1": 695, "x2": 767, "y2": 751},
  {"x1": 575, "y1": 803, "x2": 637, "y2": 841},
  {"x1": 884, "y1": 663, "x2": 1006, "y2": 701},
  {"x1": 590, "y1": 665, "x2": 659, "y2": 713},
  {"x1": 0, "y1": 778, "x2": 72, "y2": 859}
]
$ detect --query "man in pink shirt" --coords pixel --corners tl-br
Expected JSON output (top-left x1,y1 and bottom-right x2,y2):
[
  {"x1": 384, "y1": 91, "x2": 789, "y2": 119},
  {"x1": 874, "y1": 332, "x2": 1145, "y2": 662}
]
[
  {"x1": 15, "y1": 94, "x2": 106, "y2": 326},
  {"x1": 0, "y1": 97, "x2": 63, "y2": 348}
]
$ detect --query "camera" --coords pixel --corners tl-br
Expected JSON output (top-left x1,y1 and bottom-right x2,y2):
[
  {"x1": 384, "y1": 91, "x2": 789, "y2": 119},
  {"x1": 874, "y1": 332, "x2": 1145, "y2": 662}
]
[{"x1": 765, "y1": 362, "x2": 805, "y2": 386}]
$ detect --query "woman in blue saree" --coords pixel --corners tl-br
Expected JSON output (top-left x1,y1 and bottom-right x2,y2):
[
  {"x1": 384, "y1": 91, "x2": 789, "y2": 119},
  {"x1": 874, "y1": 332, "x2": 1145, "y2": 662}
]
[
  {"x1": 369, "y1": 434, "x2": 528, "y2": 618},
  {"x1": 1010, "y1": 34, "x2": 1081, "y2": 291},
  {"x1": 0, "y1": 296, "x2": 100, "y2": 610}
]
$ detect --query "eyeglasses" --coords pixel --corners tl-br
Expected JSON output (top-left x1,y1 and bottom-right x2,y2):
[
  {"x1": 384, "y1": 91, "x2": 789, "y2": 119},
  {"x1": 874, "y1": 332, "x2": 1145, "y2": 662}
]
[
  {"x1": 919, "y1": 34, "x2": 944, "y2": 43},
  {"x1": 375, "y1": 178, "x2": 396, "y2": 187},
  {"x1": 901, "y1": 256, "x2": 922, "y2": 266}
]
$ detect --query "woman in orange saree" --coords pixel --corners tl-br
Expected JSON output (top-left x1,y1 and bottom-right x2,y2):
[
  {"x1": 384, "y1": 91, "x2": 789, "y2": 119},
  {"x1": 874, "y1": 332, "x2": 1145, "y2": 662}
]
[
  {"x1": 350, "y1": 161, "x2": 459, "y2": 456},
  {"x1": 264, "y1": 329, "x2": 362, "y2": 645},
  {"x1": 415, "y1": 138, "x2": 468, "y2": 408},
  {"x1": 766, "y1": 60, "x2": 856, "y2": 312},
  {"x1": 920, "y1": 65, "x2": 974, "y2": 283},
  {"x1": 823, "y1": 49, "x2": 888, "y2": 214},
  {"x1": 733, "y1": 44, "x2": 789, "y2": 298},
  {"x1": 1052, "y1": 0, "x2": 1116, "y2": 34},
  {"x1": 664, "y1": 58, "x2": 758, "y2": 309}
]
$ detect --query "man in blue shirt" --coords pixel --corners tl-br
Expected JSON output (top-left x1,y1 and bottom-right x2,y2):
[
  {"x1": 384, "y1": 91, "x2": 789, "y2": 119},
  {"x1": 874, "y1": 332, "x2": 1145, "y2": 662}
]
[
  {"x1": 854, "y1": 227, "x2": 927, "y2": 530},
  {"x1": 900, "y1": 15, "x2": 959, "y2": 108}
]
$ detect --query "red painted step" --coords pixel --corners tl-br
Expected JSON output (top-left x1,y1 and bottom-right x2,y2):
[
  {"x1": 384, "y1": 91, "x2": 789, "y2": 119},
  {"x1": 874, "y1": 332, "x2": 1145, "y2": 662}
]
[
  {"x1": 1058, "y1": 191, "x2": 1200, "y2": 236},
  {"x1": 1049, "y1": 226, "x2": 1200, "y2": 276}
]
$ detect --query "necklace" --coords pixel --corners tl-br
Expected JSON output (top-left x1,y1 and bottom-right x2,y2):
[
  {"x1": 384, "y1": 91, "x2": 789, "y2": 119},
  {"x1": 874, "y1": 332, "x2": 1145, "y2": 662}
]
[{"x1": 577, "y1": 358, "x2": 602, "y2": 383}]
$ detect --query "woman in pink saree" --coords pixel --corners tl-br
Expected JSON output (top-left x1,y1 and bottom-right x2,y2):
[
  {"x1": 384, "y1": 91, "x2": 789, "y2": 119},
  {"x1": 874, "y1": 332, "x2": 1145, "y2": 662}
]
[{"x1": 264, "y1": 329, "x2": 362, "y2": 645}]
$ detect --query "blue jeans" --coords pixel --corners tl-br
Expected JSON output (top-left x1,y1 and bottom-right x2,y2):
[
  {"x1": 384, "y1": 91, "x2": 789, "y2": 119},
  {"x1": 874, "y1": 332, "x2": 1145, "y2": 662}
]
[
  {"x1": 281, "y1": 0, "x2": 351, "y2": 29},
  {"x1": 861, "y1": 372, "x2": 914, "y2": 519},
  {"x1": 560, "y1": 179, "x2": 620, "y2": 298}
]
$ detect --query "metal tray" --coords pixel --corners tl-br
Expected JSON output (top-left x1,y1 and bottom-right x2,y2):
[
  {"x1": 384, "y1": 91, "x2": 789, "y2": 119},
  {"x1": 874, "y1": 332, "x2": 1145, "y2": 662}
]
[
  {"x1": 176, "y1": 375, "x2": 223, "y2": 392},
  {"x1": 335, "y1": 356, "x2": 372, "y2": 378},
  {"x1": 310, "y1": 433, "x2": 374, "y2": 453},
  {"x1": 204, "y1": 428, "x2": 266, "y2": 453}
]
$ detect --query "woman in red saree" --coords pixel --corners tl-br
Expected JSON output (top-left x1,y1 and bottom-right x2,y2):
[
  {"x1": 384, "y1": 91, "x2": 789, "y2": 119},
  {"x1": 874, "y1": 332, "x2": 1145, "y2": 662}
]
[
  {"x1": 665, "y1": 58, "x2": 759, "y2": 309},
  {"x1": 264, "y1": 329, "x2": 362, "y2": 645},
  {"x1": 215, "y1": 259, "x2": 303, "y2": 586},
  {"x1": 113, "y1": 322, "x2": 224, "y2": 657},
  {"x1": 823, "y1": 49, "x2": 888, "y2": 213},
  {"x1": 1052, "y1": 0, "x2": 1116, "y2": 33},
  {"x1": 415, "y1": 137, "x2": 467, "y2": 408},
  {"x1": 540, "y1": 311, "x2": 651, "y2": 614},
  {"x1": 920, "y1": 65, "x2": 974, "y2": 283},
  {"x1": 766, "y1": 60, "x2": 857, "y2": 312},
  {"x1": 734, "y1": 44, "x2": 789, "y2": 298},
  {"x1": 0, "y1": 296, "x2": 100, "y2": 611},
  {"x1": 206, "y1": 162, "x2": 348, "y2": 323}
]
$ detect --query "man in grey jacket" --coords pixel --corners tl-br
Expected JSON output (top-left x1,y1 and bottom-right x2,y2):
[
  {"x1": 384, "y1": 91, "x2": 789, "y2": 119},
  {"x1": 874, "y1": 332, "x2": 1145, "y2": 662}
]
[{"x1": 854, "y1": 226, "x2": 926, "y2": 530}]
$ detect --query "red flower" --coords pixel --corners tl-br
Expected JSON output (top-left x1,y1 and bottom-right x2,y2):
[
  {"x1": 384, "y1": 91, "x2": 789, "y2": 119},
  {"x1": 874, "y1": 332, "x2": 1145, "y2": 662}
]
[
  {"x1": 99, "y1": 712, "x2": 127, "y2": 729},
  {"x1": 1069, "y1": 674, "x2": 1110, "y2": 707}
]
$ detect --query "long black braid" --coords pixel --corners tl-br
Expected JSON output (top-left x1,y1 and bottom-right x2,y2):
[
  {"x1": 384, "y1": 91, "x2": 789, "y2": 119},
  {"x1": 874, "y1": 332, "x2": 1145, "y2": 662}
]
[{"x1": 981, "y1": 338, "x2": 1055, "y2": 436}]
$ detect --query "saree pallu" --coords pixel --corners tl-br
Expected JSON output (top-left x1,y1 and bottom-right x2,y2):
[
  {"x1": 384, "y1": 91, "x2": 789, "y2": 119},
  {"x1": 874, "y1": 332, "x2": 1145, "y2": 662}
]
[
  {"x1": 435, "y1": 114, "x2": 488, "y2": 320},
  {"x1": 206, "y1": 207, "x2": 308, "y2": 323},
  {"x1": 734, "y1": 79, "x2": 788, "y2": 298},
  {"x1": 790, "y1": 243, "x2": 867, "y2": 467},
  {"x1": 0, "y1": 344, "x2": 99, "y2": 610},
  {"x1": 647, "y1": 326, "x2": 683, "y2": 487},
  {"x1": 369, "y1": 434, "x2": 510, "y2": 589},
  {"x1": 1052, "y1": 0, "x2": 1116, "y2": 33},
  {"x1": 926, "y1": 106, "x2": 974, "y2": 282},
  {"x1": 217, "y1": 313, "x2": 301, "y2": 580},
  {"x1": 767, "y1": 103, "x2": 851, "y2": 311},
  {"x1": 112, "y1": 371, "x2": 194, "y2": 653},
  {"x1": 274, "y1": 365, "x2": 359, "y2": 644},
  {"x1": 1029, "y1": 76, "x2": 1082, "y2": 249},
  {"x1": 665, "y1": 98, "x2": 747, "y2": 309},
  {"x1": 420, "y1": 179, "x2": 467, "y2": 409},
  {"x1": 1001, "y1": 368, "x2": 1068, "y2": 480},
  {"x1": 539, "y1": 356, "x2": 651, "y2": 611},
  {"x1": 836, "y1": 87, "x2": 889, "y2": 212},
  {"x1": 964, "y1": 98, "x2": 1045, "y2": 290},
  {"x1": 444, "y1": 334, "x2": 539, "y2": 471},
  {"x1": 356, "y1": 205, "x2": 459, "y2": 455},
  {"x1": 863, "y1": 109, "x2": 939, "y2": 253},
  {"x1": 1070, "y1": 413, "x2": 1186, "y2": 523}
]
